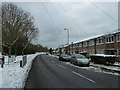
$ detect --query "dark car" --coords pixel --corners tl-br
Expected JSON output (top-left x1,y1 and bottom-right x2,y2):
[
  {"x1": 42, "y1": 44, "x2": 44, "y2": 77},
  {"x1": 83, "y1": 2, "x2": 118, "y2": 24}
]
[
  {"x1": 59, "y1": 54, "x2": 71, "y2": 62},
  {"x1": 70, "y1": 54, "x2": 90, "y2": 66}
]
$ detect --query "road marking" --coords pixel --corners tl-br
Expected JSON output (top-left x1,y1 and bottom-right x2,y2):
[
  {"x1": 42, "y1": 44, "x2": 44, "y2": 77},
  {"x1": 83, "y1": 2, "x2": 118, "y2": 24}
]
[
  {"x1": 57, "y1": 64, "x2": 96, "y2": 84},
  {"x1": 51, "y1": 60, "x2": 96, "y2": 84},
  {"x1": 58, "y1": 64, "x2": 70, "y2": 71},
  {"x1": 72, "y1": 71, "x2": 96, "y2": 83}
]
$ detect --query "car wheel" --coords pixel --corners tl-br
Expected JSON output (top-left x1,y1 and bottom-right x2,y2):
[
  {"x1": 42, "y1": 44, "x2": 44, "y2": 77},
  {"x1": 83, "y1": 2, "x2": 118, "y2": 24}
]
[
  {"x1": 86, "y1": 63, "x2": 90, "y2": 67},
  {"x1": 75, "y1": 61, "x2": 78, "y2": 66},
  {"x1": 59, "y1": 58, "x2": 61, "y2": 61}
]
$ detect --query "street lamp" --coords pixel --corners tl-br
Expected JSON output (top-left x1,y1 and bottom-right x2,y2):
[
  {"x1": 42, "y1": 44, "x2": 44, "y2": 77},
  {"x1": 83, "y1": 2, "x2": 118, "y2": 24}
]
[
  {"x1": 64, "y1": 28, "x2": 70, "y2": 55},
  {"x1": 71, "y1": 42, "x2": 73, "y2": 55}
]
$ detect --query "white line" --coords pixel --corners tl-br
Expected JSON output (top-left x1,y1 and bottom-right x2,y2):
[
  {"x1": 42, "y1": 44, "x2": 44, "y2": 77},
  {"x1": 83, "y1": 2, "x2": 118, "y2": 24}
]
[
  {"x1": 58, "y1": 64, "x2": 70, "y2": 71},
  {"x1": 72, "y1": 71, "x2": 96, "y2": 83},
  {"x1": 55, "y1": 63, "x2": 96, "y2": 84}
]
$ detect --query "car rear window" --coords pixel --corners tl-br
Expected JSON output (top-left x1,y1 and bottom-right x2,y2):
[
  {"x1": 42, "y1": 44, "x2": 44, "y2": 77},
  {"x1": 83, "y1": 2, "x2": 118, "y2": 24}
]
[{"x1": 75, "y1": 55, "x2": 86, "y2": 58}]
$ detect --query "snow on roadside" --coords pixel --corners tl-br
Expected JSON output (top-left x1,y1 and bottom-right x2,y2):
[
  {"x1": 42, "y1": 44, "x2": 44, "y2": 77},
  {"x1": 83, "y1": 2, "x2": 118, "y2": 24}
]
[
  {"x1": 64, "y1": 62, "x2": 120, "y2": 76},
  {"x1": 1, "y1": 53, "x2": 42, "y2": 88},
  {"x1": 0, "y1": 68, "x2": 3, "y2": 88},
  {"x1": 90, "y1": 62, "x2": 120, "y2": 72},
  {"x1": 113, "y1": 62, "x2": 120, "y2": 66},
  {"x1": 49, "y1": 54, "x2": 59, "y2": 58}
]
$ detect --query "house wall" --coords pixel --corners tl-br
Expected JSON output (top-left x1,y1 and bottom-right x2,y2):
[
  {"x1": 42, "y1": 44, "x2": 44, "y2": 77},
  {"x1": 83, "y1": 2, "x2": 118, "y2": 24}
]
[{"x1": 63, "y1": 30, "x2": 120, "y2": 56}]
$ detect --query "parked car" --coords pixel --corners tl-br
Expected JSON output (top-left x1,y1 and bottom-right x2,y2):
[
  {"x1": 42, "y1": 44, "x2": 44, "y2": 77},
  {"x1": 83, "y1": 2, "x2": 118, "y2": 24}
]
[
  {"x1": 59, "y1": 54, "x2": 71, "y2": 62},
  {"x1": 70, "y1": 54, "x2": 90, "y2": 66},
  {"x1": 46, "y1": 52, "x2": 49, "y2": 55}
]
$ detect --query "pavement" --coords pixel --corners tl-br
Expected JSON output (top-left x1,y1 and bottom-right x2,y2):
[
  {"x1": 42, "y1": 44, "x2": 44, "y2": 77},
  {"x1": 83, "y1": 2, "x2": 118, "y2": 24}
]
[
  {"x1": 25, "y1": 54, "x2": 119, "y2": 88},
  {"x1": 90, "y1": 62, "x2": 120, "y2": 73}
]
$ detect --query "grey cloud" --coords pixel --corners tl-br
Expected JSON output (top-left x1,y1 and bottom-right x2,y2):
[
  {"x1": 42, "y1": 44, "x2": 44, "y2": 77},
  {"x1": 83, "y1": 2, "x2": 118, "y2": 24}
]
[{"x1": 15, "y1": 2, "x2": 117, "y2": 48}]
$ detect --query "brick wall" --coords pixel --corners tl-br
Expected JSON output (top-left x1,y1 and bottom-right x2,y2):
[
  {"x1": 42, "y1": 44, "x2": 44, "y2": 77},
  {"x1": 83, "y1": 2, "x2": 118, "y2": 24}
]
[{"x1": 62, "y1": 30, "x2": 120, "y2": 56}]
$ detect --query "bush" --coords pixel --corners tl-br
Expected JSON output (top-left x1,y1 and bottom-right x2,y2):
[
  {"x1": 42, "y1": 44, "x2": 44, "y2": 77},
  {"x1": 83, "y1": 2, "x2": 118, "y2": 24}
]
[{"x1": 90, "y1": 54, "x2": 116, "y2": 65}]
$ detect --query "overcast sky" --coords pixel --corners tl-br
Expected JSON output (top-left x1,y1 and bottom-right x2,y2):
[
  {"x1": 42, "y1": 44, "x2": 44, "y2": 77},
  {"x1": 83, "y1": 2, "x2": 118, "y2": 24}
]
[{"x1": 13, "y1": 1, "x2": 118, "y2": 48}]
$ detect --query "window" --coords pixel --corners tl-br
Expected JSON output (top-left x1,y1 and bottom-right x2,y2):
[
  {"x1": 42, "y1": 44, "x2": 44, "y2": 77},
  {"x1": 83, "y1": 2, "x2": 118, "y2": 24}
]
[
  {"x1": 97, "y1": 38, "x2": 104, "y2": 44},
  {"x1": 106, "y1": 35, "x2": 114, "y2": 43},
  {"x1": 83, "y1": 41, "x2": 87, "y2": 47},
  {"x1": 105, "y1": 50, "x2": 114, "y2": 55},
  {"x1": 117, "y1": 34, "x2": 120, "y2": 42},
  {"x1": 89, "y1": 49, "x2": 95, "y2": 54},
  {"x1": 73, "y1": 44, "x2": 76, "y2": 48},
  {"x1": 97, "y1": 49, "x2": 104, "y2": 54},
  {"x1": 79, "y1": 43, "x2": 82, "y2": 47},
  {"x1": 83, "y1": 50, "x2": 87, "y2": 53},
  {"x1": 89, "y1": 40, "x2": 94, "y2": 46},
  {"x1": 79, "y1": 50, "x2": 82, "y2": 52}
]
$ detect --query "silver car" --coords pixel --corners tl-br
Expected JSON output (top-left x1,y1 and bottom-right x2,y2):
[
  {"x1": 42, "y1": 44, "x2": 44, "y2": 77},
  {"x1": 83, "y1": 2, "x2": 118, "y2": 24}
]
[
  {"x1": 59, "y1": 54, "x2": 71, "y2": 62},
  {"x1": 70, "y1": 54, "x2": 90, "y2": 66}
]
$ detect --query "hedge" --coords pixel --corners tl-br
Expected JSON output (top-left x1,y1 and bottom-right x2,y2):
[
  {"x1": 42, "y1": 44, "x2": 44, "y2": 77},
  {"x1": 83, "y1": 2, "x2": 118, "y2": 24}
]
[{"x1": 90, "y1": 54, "x2": 116, "y2": 65}]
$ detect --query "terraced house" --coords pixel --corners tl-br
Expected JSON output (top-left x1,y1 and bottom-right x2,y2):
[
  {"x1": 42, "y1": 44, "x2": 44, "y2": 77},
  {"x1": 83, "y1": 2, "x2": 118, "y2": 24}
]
[{"x1": 63, "y1": 30, "x2": 120, "y2": 56}]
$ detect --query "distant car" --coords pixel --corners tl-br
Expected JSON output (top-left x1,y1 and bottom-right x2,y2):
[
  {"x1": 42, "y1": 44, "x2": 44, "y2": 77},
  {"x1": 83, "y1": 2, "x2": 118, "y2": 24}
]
[
  {"x1": 70, "y1": 54, "x2": 90, "y2": 66},
  {"x1": 59, "y1": 54, "x2": 71, "y2": 62}
]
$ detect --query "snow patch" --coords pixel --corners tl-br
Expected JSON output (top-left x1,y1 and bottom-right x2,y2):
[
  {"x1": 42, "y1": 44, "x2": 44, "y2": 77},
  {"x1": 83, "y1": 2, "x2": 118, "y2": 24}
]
[
  {"x1": 0, "y1": 68, "x2": 3, "y2": 87},
  {"x1": 64, "y1": 62, "x2": 120, "y2": 76},
  {"x1": 1, "y1": 52, "x2": 44, "y2": 88}
]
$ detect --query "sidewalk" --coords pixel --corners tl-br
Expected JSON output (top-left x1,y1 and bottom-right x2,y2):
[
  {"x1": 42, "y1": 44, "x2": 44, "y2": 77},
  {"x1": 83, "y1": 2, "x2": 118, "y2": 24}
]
[
  {"x1": 90, "y1": 62, "x2": 120, "y2": 73},
  {"x1": 0, "y1": 68, "x2": 3, "y2": 88}
]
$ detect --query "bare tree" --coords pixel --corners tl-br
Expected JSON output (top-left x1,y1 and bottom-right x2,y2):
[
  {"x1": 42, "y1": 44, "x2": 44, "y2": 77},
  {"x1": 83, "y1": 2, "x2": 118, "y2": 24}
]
[{"x1": 2, "y1": 3, "x2": 38, "y2": 56}]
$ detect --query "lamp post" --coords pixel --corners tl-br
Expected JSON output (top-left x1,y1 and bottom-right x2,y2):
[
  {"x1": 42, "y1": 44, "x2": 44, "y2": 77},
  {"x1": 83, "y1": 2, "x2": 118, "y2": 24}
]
[
  {"x1": 64, "y1": 28, "x2": 70, "y2": 55},
  {"x1": 71, "y1": 42, "x2": 73, "y2": 55}
]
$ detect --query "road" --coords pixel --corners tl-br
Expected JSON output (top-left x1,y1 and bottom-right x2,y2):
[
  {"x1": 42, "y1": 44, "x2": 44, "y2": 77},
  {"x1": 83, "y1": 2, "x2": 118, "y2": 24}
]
[{"x1": 25, "y1": 54, "x2": 119, "y2": 88}]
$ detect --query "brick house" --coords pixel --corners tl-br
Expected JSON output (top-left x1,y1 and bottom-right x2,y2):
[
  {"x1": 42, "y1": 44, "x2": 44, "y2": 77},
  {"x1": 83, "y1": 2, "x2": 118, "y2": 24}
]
[{"x1": 62, "y1": 30, "x2": 120, "y2": 56}]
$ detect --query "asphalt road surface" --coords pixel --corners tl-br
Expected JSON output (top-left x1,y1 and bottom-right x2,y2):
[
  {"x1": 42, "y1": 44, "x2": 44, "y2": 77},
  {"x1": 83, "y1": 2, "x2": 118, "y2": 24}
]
[{"x1": 25, "y1": 54, "x2": 119, "y2": 88}]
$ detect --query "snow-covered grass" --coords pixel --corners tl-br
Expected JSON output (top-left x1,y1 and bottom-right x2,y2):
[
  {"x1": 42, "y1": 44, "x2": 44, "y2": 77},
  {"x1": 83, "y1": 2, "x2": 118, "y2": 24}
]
[
  {"x1": 90, "y1": 62, "x2": 120, "y2": 72},
  {"x1": 49, "y1": 54, "x2": 59, "y2": 58},
  {"x1": 0, "y1": 52, "x2": 43, "y2": 88},
  {"x1": 0, "y1": 68, "x2": 3, "y2": 88}
]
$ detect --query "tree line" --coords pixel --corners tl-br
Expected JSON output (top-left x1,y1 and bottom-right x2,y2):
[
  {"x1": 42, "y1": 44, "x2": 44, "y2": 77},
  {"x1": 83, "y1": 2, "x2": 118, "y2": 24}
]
[{"x1": 2, "y1": 3, "x2": 48, "y2": 56}]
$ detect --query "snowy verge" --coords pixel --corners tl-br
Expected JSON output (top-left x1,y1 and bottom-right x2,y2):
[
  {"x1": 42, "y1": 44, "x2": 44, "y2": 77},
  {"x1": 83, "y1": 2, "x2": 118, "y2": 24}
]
[
  {"x1": 49, "y1": 54, "x2": 59, "y2": 58},
  {"x1": 64, "y1": 62, "x2": 120, "y2": 76},
  {"x1": 0, "y1": 68, "x2": 3, "y2": 88},
  {"x1": 1, "y1": 52, "x2": 43, "y2": 88},
  {"x1": 90, "y1": 62, "x2": 120, "y2": 73}
]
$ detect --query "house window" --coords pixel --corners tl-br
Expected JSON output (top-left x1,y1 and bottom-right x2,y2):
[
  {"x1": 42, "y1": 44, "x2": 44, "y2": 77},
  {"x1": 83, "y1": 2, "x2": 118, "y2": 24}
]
[
  {"x1": 79, "y1": 50, "x2": 82, "y2": 52},
  {"x1": 83, "y1": 41, "x2": 87, "y2": 47},
  {"x1": 73, "y1": 44, "x2": 75, "y2": 48},
  {"x1": 97, "y1": 38, "x2": 104, "y2": 44},
  {"x1": 89, "y1": 40, "x2": 94, "y2": 46},
  {"x1": 106, "y1": 36, "x2": 114, "y2": 43},
  {"x1": 89, "y1": 49, "x2": 95, "y2": 54},
  {"x1": 76, "y1": 44, "x2": 79, "y2": 48},
  {"x1": 117, "y1": 34, "x2": 120, "y2": 42},
  {"x1": 97, "y1": 49, "x2": 104, "y2": 54},
  {"x1": 79, "y1": 43, "x2": 82, "y2": 47}
]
